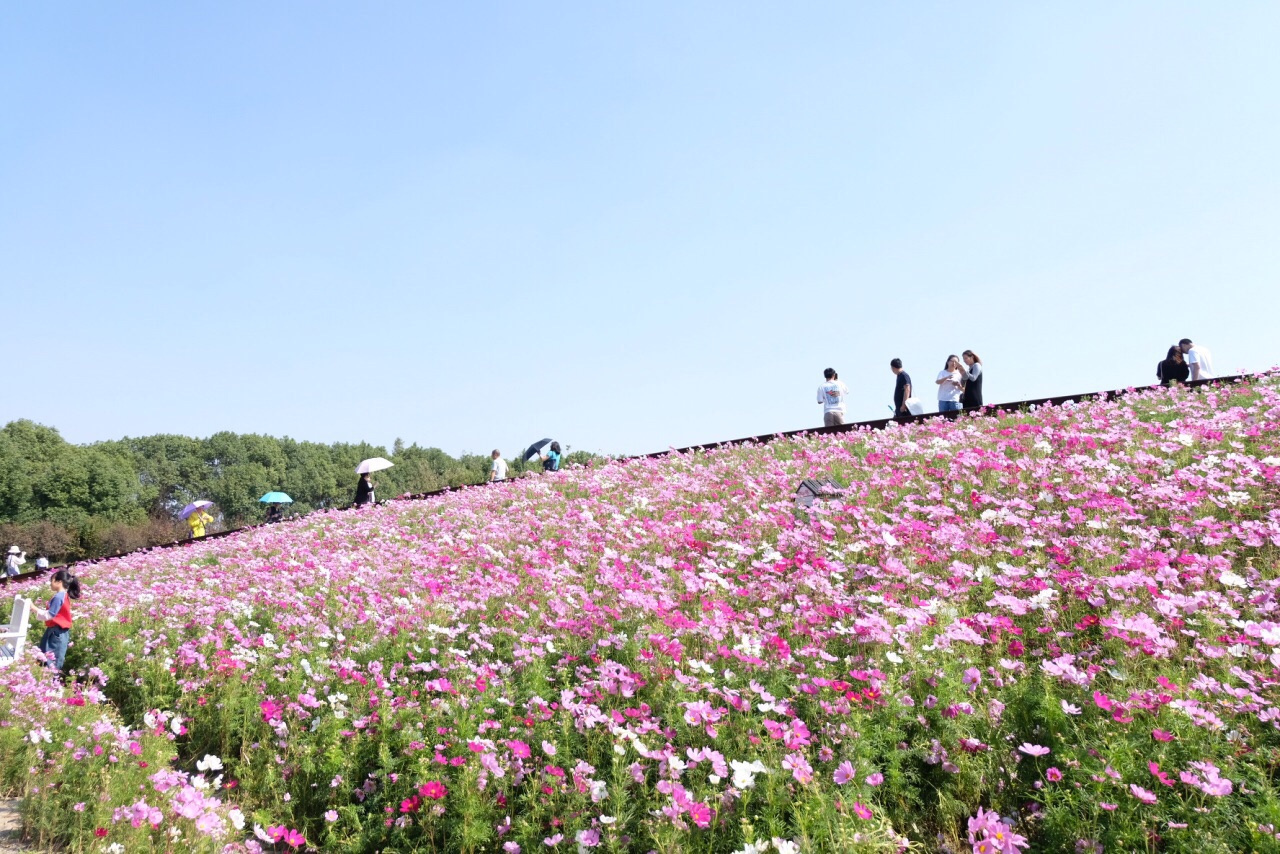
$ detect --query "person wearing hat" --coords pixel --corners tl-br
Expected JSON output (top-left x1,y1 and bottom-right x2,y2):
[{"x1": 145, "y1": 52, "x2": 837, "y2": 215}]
[
  {"x1": 4, "y1": 546, "x2": 25, "y2": 578},
  {"x1": 35, "y1": 556, "x2": 49, "y2": 571}
]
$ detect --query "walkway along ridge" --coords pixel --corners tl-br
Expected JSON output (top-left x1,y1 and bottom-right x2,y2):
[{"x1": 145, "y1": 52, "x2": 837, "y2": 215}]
[{"x1": 0, "y1": 372, "x2": 1262, "y2": 586}]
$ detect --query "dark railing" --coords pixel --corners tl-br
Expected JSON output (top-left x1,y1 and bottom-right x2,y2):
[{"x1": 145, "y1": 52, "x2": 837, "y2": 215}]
[{"x1": 0, "y1": 373, "x2": 1259, "y2": 586}]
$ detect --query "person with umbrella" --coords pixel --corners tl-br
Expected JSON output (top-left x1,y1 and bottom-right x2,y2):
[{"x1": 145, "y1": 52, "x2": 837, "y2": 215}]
[
  {"x1": 260, "y1": 492, "x2": 292, "y2": 524},
  {"x1": 181, "y1": 502, "x2": 215, "y2": 539},
  {"x1": 354, "y1": 458, "x2": 393, "y2": 506},
  {"x1": 540, "y1": 441, "x2": 562, "y2": 472},
  {"x1": 354, "y1": 473, "x2": 375, "y2": 506}
]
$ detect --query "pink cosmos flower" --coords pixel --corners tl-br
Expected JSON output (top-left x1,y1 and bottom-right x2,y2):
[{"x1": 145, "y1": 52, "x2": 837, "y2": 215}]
[
  {"x1": 1130, "y1": 784, "x2": 1158, "y2": 805},
  {"x1": 782, "y1": 752, "x2": 814, "y2": 784},
  {"x1": 852, "y1": 802, "x2": 873, "y2": 820},
  {"x1": 865, "y1": 772, "x2": 884, "y2": 786},
  {"x1": 1151, "y1": 729, "x2": 1175, "y2": 742},
  {"x1": 833, "y1": 761, "x2": 856, "y2": 785},
  {"x1": 1018, "y1": 743, "x2": 1050, "y2": 757},
  {"x1": 1045, "y1": 767, "x2": 1062, "y2": 782},
  {"x1": 419, "y1": 781, "x2": 448, "y2": 800}
]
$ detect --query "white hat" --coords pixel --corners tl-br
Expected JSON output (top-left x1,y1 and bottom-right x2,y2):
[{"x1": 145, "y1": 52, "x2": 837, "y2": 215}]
[{"x1": 6, "y1": 545, "x2": 20, "y2": 555}]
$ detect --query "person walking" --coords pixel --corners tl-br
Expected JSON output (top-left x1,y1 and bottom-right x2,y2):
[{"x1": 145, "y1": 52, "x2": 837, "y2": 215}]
[
  {"x1": 540, "y1": 442, "x2": 562, "y2": 472},
  {"x1": 890, "y1": 359, "x2": 913, "y2": 420},
  {"x1": 4, "y1": 546, "x2": 25, "y2": 578},
  {"x1": 187, "y1": 508, "x2": 214, "y2": 539},
  {"x1": 936, "y1": 355, "x2": 965, "y2": 413},
  {"x1": 32, "y1": 569, "x2": 81, "y2": 674},
  {"x1": 1179, "y1": 338, "x2": 1215, "y2": 380},
  {"x1": 1157, "y1": 345, "x2": 1189, "y2": 386},
  {"x1": 489, "y1": 450, "x2": 508, "y2": 482},
  {"x1": 354, "y1": 472, "x2": 376, "y2": 506},
  {"x1": 961, "y1": 351, "x2": 984, "y2": 408},
  {"x1": 817, "y1": 368, "x2": 849, "y2": 427}
]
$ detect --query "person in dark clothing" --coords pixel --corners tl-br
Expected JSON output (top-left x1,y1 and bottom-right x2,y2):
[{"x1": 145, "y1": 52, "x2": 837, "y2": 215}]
[
  {"x1": 354, "y1": 473, "x2": 375, "y2": 506},
  {"x1": 1157, "y1": 345, "x2": 1189, "y2": 386},
  {"x1": 264, "y1": 504, "x2": 284, "y2": 524},
  {"x1": 890, "y1": 359, "x2": 913, "y2": 420},
  {"x1": 961, "y1": 350, "x2": 984, "y2": 408}
]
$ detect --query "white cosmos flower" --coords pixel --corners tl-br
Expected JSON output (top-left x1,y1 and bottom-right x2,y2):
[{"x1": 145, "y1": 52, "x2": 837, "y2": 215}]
[{"x1": 196, "y1": 753, "x2": 223, "y2": 772}]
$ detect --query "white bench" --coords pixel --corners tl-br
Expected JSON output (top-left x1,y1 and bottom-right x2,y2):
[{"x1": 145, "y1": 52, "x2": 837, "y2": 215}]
[{"x1": 0, "y1": 596, "x2": 31, "y2": 667}]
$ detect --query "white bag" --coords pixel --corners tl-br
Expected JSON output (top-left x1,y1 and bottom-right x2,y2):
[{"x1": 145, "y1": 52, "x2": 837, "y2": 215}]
[{"x1": 904, "y1": 398, "x2": 925, "y2": 416}]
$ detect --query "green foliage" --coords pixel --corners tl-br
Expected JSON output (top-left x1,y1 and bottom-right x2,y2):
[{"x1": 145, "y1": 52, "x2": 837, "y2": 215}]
[{"x1": 0, "y1": 419, "x2": 601, "y2": 564}]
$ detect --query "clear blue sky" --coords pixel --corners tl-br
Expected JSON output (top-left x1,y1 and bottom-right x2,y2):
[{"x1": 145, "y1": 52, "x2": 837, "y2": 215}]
[{"x1": 3, "y1": 2, "x2": 1278, "y2": 457}]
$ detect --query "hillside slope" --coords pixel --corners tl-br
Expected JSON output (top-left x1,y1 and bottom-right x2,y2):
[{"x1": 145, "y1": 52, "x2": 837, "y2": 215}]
[{"x1": 3, "y1": 378, "x2": 1280, "y2": 853}]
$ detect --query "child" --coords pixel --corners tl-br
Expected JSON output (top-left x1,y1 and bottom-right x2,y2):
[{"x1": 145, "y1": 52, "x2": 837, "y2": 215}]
[{"x1": 32, "y1": 569, "x2": 81, "y2": 673}]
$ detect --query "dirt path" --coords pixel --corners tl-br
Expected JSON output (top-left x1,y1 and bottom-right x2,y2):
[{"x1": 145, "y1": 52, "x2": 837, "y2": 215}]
[{"x1": 0, "y1": 800, "x2": 33, "y2": 853}]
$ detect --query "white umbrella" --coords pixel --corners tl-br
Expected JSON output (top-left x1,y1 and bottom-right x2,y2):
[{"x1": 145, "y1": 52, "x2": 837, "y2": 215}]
[{"x1": 355, "y1": 457, "x2": 394, "y2": 475}]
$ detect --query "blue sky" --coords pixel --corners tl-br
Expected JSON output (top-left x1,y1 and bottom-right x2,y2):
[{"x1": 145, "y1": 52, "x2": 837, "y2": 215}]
[{"x1": 3, "y1": 2, "x2": 1278, "y2": 457}]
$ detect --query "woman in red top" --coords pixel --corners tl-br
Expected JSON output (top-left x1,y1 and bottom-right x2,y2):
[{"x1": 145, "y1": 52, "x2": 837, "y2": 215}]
[{"x1": 33, "y1": 569, "x2": 81, "y2": 673}]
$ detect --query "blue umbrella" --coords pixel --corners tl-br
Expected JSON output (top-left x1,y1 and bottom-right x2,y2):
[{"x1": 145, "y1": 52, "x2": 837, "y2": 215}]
[{"x1": 259, "y1": 492, "x2": 294, "y2": 504}]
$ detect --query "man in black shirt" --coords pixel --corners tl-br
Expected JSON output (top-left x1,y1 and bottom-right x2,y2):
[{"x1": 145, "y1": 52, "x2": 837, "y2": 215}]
[{"x1": 891, "y1": 358, "x2": 913, "y2": 420}]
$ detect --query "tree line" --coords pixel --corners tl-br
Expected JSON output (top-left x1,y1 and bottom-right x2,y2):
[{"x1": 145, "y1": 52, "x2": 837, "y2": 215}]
[{"x1": 0, "y1": 420, "x2": 595, "y2": 563}]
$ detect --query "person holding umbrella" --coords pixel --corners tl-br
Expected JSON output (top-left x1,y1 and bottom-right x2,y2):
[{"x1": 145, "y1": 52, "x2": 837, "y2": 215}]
[
  {"x1": 354, "y1": 473, "x2": 375, "y2": 506},
  {"x1": 540, "y1": 441, "x2": 562, "y2": 472},
  {"x1": 260, "y1": 492, "x2": 293, "y2": 523},
  {"x1": 182, "y1": 502, "x2": 215, "y2": 539},
  {"x1": 354, "y1": 458, "x2": 393, "y2": 506}
]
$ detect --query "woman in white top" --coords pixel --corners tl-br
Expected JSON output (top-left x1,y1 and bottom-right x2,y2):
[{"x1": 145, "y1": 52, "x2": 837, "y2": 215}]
[
  {"x1": 4, "y1": 546, "x2": 25, "y2": 578},
  {"x1": 936, "y1": 355, "x2": 964, "y2": 413}
]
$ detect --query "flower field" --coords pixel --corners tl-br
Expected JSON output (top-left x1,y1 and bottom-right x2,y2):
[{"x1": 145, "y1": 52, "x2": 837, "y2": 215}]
[{"x1": 4, "y1": 377, "x2": 1280, "y2": 853}]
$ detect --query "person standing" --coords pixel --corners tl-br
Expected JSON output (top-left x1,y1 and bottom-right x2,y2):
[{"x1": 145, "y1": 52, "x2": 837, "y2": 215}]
[
  {"x1": 1157, "y1": 345, "x2": 1189, "y2": 386},
  {"x1": 354, "y1": 472, "x2": 375, "y2": 506},
  {"x1": 936, "y1": 355, "x2": 964, "y2": 413},
  {"x1": 961, "y1": 351, "x2": 984, "y2": 408},
  {"x1": 817, "y1": 368, "x2": 849, "y2": 427},
  {"x1": 1179, "y1": 338, "x2": 1215, "y2": 380},
  {"x1": 489, "y1": 450, "x2": 508, "y2": 482},
  {"x1": 890, "y1": 359, "x2": 913, "y2": 420},
  {"x1": 4, "y1": 546, "x2": 24, "y2": 578},
  {"x1": 33, "y1": 569, "x2": 81, "y2": 673},
  {"x1": 188, "y1": 508, "x2": 214, "y2": 538}
]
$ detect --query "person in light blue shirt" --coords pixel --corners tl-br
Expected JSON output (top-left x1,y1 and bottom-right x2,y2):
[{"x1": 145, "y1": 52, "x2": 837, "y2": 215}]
[{"x1": 540, "y1": 442, "x2": 562, "y2": 472}]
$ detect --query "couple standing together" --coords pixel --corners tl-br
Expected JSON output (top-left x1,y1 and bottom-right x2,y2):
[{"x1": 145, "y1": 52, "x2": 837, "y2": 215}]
[
  {"x1": 933, "y1": 351, "x2": 984, "y2": 413},
  {"x1": 886, "y1": 352, "x2": 983, "y2": 417}
]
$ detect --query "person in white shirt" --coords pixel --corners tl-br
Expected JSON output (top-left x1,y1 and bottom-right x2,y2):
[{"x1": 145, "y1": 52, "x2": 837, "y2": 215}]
[
  {"x1": 817, "y1": 368, "x2": 849, "y2": 427},
  {"x1": 4, "y1": 546, "x2": 25, "y2": 578},
  {"x1": 1179, "y1": 338, "x2": 1215, "y2": 381},
  {"x1": 936, "y1": 355, "x2": 965, "y2": 413},
  {"x1": 489, "y1": 450, "x2": 508, "y2": 482}
]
